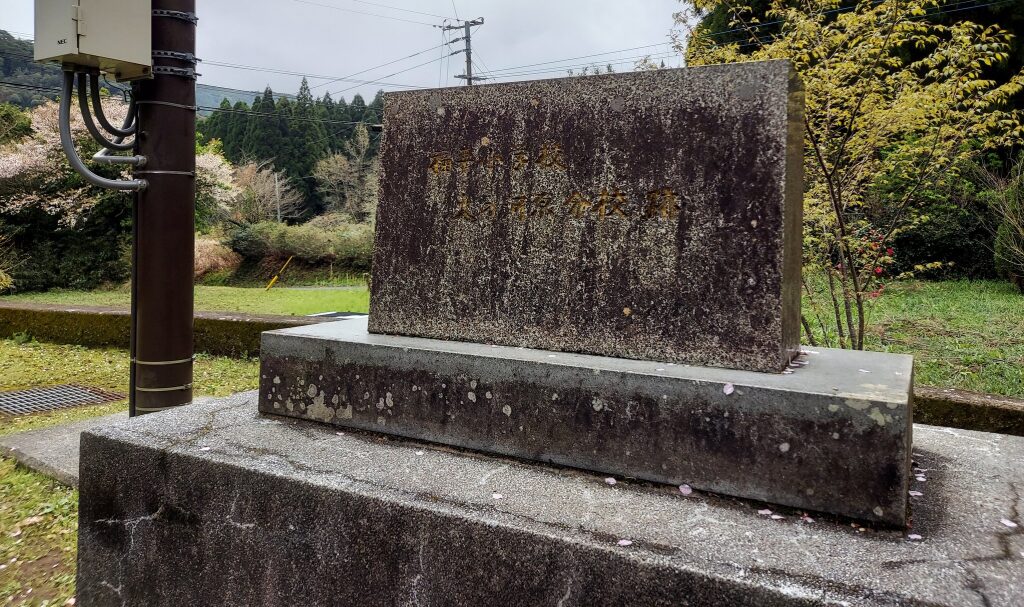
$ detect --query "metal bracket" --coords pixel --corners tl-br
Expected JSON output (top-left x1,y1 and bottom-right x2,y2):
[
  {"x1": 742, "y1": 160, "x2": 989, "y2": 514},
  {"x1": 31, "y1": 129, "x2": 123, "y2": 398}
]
[
  {"x1": 153, "y1": 50, "x2": 199, "y2": 65},
  {"x1": 152, "y1": 9, "x2": 199, "y2": 24},
  {"x1": 152, "y1": 66, "x2": 199, "y2": 80}
]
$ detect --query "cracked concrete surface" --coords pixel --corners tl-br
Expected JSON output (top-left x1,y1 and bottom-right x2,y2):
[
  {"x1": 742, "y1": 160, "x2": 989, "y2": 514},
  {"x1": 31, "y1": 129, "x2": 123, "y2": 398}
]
[{"x1": 76, "y1": 392, "x2": 1024, "y2": 606}]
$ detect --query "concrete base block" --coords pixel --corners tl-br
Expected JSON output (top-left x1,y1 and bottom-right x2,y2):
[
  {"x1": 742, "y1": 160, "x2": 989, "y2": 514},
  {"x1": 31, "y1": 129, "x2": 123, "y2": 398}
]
[
  {"x1": 258, "y1": 318, "x2": 913, "y2": 525},
  {"x1": 77, "y1": 393, "x2": 1024, "y2": 607}
]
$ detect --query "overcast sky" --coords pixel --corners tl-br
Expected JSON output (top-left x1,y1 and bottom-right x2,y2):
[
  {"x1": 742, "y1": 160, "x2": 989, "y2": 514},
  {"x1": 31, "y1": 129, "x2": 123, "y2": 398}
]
[{"x1": 3, "y1": 0, "x2": 686, "y2": 102}]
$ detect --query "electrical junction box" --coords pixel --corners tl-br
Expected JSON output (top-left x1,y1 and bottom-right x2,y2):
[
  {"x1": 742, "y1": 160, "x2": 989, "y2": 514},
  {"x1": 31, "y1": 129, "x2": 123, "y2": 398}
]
[{"x1": 34, "y1": 0, "x2": 152, "y2": 81}]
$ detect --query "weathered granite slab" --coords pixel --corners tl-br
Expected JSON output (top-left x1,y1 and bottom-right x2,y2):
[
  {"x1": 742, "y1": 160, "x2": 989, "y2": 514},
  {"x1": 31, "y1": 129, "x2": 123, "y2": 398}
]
[
  {"x1": 77, "y1": 393, "x2": 1024, "y2": 607},
  {"x1": 370, "y1": 60, "x2": 804, "y2": 373},
  {"x1": 258, "y1": 318, "x2": 912, "y2": 525}
]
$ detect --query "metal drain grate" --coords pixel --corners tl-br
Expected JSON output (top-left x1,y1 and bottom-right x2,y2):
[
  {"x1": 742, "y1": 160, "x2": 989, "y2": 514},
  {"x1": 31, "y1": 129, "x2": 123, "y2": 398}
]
[{"x1": 0, "y1": 385, "x2": 125, "y2": 416}]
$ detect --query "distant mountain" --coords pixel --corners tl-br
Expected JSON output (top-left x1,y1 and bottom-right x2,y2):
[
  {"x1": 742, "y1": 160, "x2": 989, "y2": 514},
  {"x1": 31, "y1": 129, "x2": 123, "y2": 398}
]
[
  {"x1": 1, "y1": 29, "x2": 293, "y2": 114},
  {"x1": 196, "y1": 84, "x2": 294, "y2": 116}
]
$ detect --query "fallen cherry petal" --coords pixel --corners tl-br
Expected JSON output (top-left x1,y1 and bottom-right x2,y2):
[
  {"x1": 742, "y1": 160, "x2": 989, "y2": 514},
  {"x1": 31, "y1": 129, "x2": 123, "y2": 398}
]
[
  {"x1": 770, "y1": 514, "x2": 785, "y2": 520},
  {"x1": 679, "y1": 484, "x2": 693, "y2": 496},
  {"x1": 723, "y1": 383, "x2": 735, "y2": 395},
  {"x1": 907, "y1": 534, "x2": 922, "y2": 541},
  {"x1": 1001, "y1": 519, "x2": 1018, "y2": 528},
  {"x1": 915, "y1": 476, "x2": 927, "y2": 482},
  {"x1": 415, "y1": 451, "x2": 424, "y2": 456},
  {"x1": 492, "y1": 493, "x2": 503, "y2": 500},
  {"x1": 801, "y1": 516, "x2": 815, "y2": 524},
  {"x1": 909, "y1": 491, "x2": 923, "y2": 497},
  {"x1": 605, "y1": 477, "x2": 617, "y2": 486},
  {"x1": 617, "y1": 539, "x2": 633, "y2": 546},
  {"x1": 757, "y1": 508, "x2": 773, "y2": 516},
  {"x1": 199, "y1": 446, "x2": 211, "y2": 452},
  {"x1": 858, "y1": 369, "x2": 871, "y2": 373}
]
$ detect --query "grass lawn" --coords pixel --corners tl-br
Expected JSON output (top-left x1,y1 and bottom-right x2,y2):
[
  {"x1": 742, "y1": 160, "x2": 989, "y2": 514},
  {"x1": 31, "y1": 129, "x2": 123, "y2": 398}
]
[
  {"x1": 0, "y1": 279, "x2": 1021, "y2": 397},
  {"x1": 0, "y1": 285, "x2": 370, "y2": 317},
  {"x1": 860, "y1": 280, "x2": 1024, "y2": 398},
  {"x1": 0, "y1": 340, "x2": 259, "y2": 605}
]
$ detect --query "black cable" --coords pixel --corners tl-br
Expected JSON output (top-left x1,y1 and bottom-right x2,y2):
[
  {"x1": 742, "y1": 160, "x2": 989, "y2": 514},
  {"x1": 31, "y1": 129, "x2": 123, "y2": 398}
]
[
  {"x1": 90, "y1": 74, "x2": 136, "y2": 137},
  {"x1": 76, "y1": 72, "x2": 135, "y2": 151}
]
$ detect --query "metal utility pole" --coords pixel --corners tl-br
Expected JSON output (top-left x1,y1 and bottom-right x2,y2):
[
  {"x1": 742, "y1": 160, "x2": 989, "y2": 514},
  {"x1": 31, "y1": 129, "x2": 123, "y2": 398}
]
[
  {"x1": 130, "y1": 0, "x2": 197, "y2": 415},
  {"x1": 445, "y1": 18, "x2": 485, "y2": 85}
]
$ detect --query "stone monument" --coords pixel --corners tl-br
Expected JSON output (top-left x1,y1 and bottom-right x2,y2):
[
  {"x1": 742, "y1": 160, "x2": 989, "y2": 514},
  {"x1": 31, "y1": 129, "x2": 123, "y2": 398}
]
[{"x1": 258, "y1": 60, "x2": 913, "y2": 525}]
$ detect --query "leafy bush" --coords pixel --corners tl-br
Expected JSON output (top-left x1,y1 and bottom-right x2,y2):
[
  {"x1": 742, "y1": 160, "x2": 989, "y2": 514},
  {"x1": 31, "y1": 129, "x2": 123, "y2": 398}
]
[
  {"x1": 226, "y1": 217, "x2": 373, "y2": 273},
  {"x1": 0, "y1": 102, "x2": 31, "y2": 144},
  {"x1": 195, "y1": 237, "x2": 241, "y2": 280},
  {"x1": 992, "y1": 168, "x2": 1024, "y2": 285},
  {"x1": 890, "y1": 198, "x2": 997, "y2": 279}
]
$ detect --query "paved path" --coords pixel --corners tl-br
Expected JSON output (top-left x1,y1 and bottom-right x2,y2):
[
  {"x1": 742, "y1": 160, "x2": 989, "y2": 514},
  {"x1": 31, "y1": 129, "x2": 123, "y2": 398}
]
[
  {"x1": 1, "y1": 412, "x2": 126, "y2": 487},
  {"x1": 0, "y1": 398, "x2": 218, "y2": 486}
]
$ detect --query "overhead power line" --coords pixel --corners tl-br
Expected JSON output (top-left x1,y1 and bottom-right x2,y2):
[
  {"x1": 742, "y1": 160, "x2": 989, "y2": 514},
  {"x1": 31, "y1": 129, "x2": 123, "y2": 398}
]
[
  {"x1": 291, "y1": 0, "x2": 437, "y2": 26},
  {"x1": 348, "y1": 0, "x2": 456, "y2": 20},
  {"x1": 329, "y1": 52, "x2": 459, "y2": 96},
  {"x1": 477, "y1": 43, "x2": 672, "y2": 77},
  {"x1": 204, "y1": 59, "x2": 425, "y2": 90},
  {"x1": 308, "y1": 41, "x2": 451, "y2": 90}
]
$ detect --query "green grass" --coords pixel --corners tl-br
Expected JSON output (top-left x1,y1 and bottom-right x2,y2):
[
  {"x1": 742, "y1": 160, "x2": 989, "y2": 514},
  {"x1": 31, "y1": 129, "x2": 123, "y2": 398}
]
[
  {"x1": 0, "y1": 458, "x2": 77, "y2": 606},
  {"x1": 1, "y1": 279, "x2": 1022, "y2": 397},
  {"x1": 0, "y1": 339, "x2": 261, "y2": 605},
  {"x1": 0, "y1": 339, "x2": 260, "y2": 438},
  {"x1": 859, "y1": 280, "x2": 1024, "y2": 398},
  {"x1": 0, "y1": 285, "x2": 370, "y2": 316}
]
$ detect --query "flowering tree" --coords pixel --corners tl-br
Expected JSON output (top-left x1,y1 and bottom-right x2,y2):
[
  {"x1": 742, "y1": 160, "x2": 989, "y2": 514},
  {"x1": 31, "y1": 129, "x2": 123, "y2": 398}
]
[
  {"x1": 1, "y1": 100, "x2": 239, "y2": 290},
  {"x1": 676, "y1": 0, "x2": 1024, "y2": 348}
]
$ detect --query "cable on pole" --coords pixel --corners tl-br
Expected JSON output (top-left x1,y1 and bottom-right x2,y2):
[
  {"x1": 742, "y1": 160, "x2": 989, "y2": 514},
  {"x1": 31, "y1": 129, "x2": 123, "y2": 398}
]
[{"x1": 59, "y1": 70, "x2": 147, "y2": 191}]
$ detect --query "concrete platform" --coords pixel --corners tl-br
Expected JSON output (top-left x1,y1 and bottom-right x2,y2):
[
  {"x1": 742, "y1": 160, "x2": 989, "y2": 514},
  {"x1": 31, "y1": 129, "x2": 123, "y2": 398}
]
[
  {"x1": 77, "y1": 392, "x2": 1022, "y2": 606},
  {"x1": 259, "y1": 318, "x2": 913, "y2": 525}
]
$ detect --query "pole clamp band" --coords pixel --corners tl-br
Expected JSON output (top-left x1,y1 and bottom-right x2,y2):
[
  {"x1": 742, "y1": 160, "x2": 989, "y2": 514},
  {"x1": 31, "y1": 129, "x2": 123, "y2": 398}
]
[
  {"x1": 135, "y1": 383, "x2": 193, "y2": 393},
  {"x1": 153, "y1": 50, "x2": 199, "y2": 65},
  {"x1": 134, "y1": 100, "x2": 198, "y2": 111},
  {"x1": 153, "y1": 9, "x2": 199, "y2": 24},
  {"x1": 152, "y1": 66, "x2": 199, "y2": 80},
  {"x1": 134, "y1": 170, "x2": 196, "y2": 177},
  {"x1": 133, "y1": 357, "x2": 195, "y2": 366}
]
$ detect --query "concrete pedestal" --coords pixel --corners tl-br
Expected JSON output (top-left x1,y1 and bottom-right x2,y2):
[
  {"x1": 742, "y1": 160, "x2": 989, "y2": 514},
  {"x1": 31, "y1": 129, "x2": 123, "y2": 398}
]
[
  {"x1": 77, "y1": 393, "x2": 1023, "y2": 606},
  {"x1": 259, "y1": 318, "x2": 913, "y2": 525}
]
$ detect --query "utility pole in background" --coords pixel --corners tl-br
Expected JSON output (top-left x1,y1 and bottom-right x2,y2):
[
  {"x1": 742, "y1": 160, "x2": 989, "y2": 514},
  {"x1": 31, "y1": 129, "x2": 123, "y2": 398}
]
[
  {"x1": 445, "y1": 18, "x2": 485, "y2": 85},
  {"x1": 130, "y1": 0, "x2": 197, "y2": 415},
  {"x1": 275, "y1": 173, "x2": 282, "y2": 222}
]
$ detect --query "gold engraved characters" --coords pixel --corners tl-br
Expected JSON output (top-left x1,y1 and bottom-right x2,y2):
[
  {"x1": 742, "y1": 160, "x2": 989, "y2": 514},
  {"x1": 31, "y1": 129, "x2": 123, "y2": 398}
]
[
  {"x1": 453, "y1": 196, "x2": 475, "y2": 220},
  {"x1": 643, "y1": 188, "x2": 682, "y2": 219},
  {"x1": 452, "y1": 188, "x2": 683, "y2": 222},
  {"x1": 429, "y1": 140, "x2": 567, "y2": 174},
  {"x1": 595, "y1": 189, "x2": 629, "y2": 219},
  {"x1": 536, "y1": 142, "x2": 567, "y2": 170},
  {"x1": 428, "y1": 152, "x2": 454, "y2": 175},
  {"x1": 565, "y1": 192, "x2": 592, "y2": 218}
]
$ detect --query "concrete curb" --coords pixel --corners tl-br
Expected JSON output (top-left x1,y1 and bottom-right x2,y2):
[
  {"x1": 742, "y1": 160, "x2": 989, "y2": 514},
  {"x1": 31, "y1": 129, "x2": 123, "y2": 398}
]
[
  {"x1": 1, "y1": 302, "x2": 1021, "y2": 437},
  {"x1": 0, "y1": 302, "x2": 343, "y2": 357}
]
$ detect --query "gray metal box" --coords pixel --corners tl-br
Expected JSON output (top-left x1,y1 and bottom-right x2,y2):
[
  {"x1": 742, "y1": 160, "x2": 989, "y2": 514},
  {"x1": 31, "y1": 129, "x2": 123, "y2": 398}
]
[{"x1": 34, "y1": 0, "x2": 152, "y2": 81}]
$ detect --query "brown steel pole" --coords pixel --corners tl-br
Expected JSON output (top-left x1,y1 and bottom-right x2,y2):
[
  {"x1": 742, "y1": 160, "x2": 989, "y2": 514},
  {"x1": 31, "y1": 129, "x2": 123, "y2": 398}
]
[{"x1": 130, "y1": 0, "x2": 197, "y2": 416}]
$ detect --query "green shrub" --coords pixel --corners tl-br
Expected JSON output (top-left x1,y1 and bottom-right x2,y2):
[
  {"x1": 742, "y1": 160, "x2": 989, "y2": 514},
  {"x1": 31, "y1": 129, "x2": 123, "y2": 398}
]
[
  {"x1": 0, "y1": 191, "x2": 132, "y2": 292},
  {"x1": 890, "y1": 198, "x2": 997, "y2": 280},
  {"x1": 0, "y1": 102, "x2": 32, "y2": 144},
  {"x1": 226, "y1": 218, "x2": 374, "y2": 273}
]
